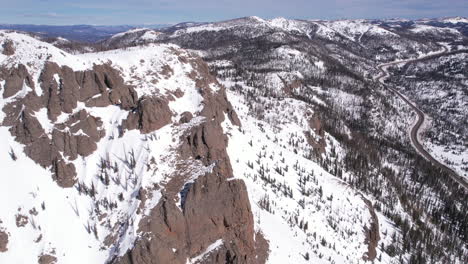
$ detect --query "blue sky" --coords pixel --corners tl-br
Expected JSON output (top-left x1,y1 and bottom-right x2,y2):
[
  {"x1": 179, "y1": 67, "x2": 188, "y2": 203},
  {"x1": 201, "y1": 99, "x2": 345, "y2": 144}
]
[{"x1": 1, "y1": 0, "x2": 467, "y2": 25}]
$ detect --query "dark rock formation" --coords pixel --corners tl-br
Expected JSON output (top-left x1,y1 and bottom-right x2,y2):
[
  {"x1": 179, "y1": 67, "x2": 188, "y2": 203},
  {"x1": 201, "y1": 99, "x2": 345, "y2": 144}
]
[
  {"x1": 2, "y1": 40, "x2": 15, "y2": 56},
  {"x1": 115, "y1": 62, "x2": 266, "y2": 263},
  {"x1": 0, "y1": 230, "x2": 8, "y2": 252},
  {"x1": 280, "y1": 78, "x2": 302, "y2": 96},
  {"x1": 180, "y1": 120, "x2": 233, "y2": 179},
  {"x1": 10, "y1": 108, "x2": 45, "y2": 146},
  {"x1": 179, "y1": 111, "x2": 193, "y2": 124},
  {"x1": 184, "y1": 174, "x2": 257, "y2": 262},
  {"x1": 39, "y1": 62, "x2": 138, "y2": 121},
  {"x1": 122, "y1": 199, "x2": 188, "y2": 264},
  {"x1": 2, "y1": 64, "x2": 35, "y2": 98},
  {"x1": 0, "y1": 62, "x2": 138, "y2": 187},
  {"x1": 186, "y1": 55, "x2": 241, "y2": 127},
  {"x1": 38, "y1": 254, "x2": 57, "y2": 264},
  {"x1": 15, "y1": 214, "x2": 28, "y2": 227},
  {"x1": 123, "y1": 96, "x2": 172, "y2": 134},
  {"x1": 200, "y1": 89, "x2": 241, "y2": 127},
  {"x1": 79, "y1": 64, "x2": 138, "y2": 110},
  {"x1": 117, "y1": 170, "x2": 264, "y2": 264},
  {"x1": 306, "y1": 116, "x2": 326, "y2": 154},
  {"x1": 4, "y1": 98, "x2": 101, "y2": 187},
  {"x1": 52, "y1": 160, "x2": 77, "y2": 188},
  {"x1": 39, "y1": 62, "x2": 79, "y2": 121}
]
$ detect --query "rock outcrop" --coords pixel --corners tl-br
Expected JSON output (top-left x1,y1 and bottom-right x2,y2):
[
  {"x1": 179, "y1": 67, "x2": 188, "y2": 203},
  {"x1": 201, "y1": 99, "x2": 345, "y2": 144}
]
[
  {"x1": 0, "y1": 34, "x2": 268, "y2": 263},
  {"x1": 184, "y1": 174, "x2": 257, "y2": 263},
  {"x1": 51, "y1": 159, "x2": 77, "y2": 188},
  {"x1": 306, "y1": 115, "x2": 326, "y2": 154},
  {"x1": 0, "y1": 62, "x2": 140, "y2": 187},
  {"x1": 118, "y1": 172, "x2": 259, "y2": 264},
  {"x1": 0, "y1": 230, "x2": 8, "y2": 252},
  {"x1": 1, "y1": 40, "x2": 15, "y2": 56},
  {"x1": 39, "y1": 62, "x2": 138, "y2": 121},
  {"x1": 15, "y1": 214, "x2": 28, "y2": 227},
  {"x1": 38, "y1": 254, "x2": 57, "y2": 264},
  {"x1": 122, "y1": 96, "x2": 172, "y2": 134},
  {"x1": 2, "y1": 64, "x2": 34, "y2": 98},
  {"x1": 116, "y1": 70, "x2": 266, "y2": 263}
]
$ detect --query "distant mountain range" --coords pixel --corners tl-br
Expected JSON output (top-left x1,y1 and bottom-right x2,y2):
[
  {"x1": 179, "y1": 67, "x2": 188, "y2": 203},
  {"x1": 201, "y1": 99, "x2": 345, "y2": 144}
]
[
  {"x1": 1, "y1": 17, "x2": 467, "y2": 43},
  {"x1": 0, "y1": 24, "x2": 172, "y2": 42}
]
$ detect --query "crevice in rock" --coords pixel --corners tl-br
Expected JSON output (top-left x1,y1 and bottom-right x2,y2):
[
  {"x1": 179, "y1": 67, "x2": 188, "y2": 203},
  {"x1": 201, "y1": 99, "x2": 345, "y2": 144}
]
[{"x1": 179, "y1": 182, "x2": 193, "y2": 210}]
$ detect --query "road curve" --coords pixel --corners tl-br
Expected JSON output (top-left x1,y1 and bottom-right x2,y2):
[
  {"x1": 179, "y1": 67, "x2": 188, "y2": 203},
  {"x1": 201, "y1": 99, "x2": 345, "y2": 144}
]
[{"x1": 376, "y1": 48, "x2": 468, "y2": 190}]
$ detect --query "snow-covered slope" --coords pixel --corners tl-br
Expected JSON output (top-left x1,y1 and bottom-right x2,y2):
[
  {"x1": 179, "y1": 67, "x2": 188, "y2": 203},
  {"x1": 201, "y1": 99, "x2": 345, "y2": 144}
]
[
  {"x1": 320, "y1": 19, "x2": 398, "y2": 41},
  {"x1": 101, "y1": 28, "x2": 162, "y2": 48},
  {"x1": 409, "y1": 24, "x2": 461, "y2": 36},
  {"x1": 436, "y1": 17, "x2": 468, "y2": 24},
  {"x1": 221, "y1": 85, "x2": 394, "y2": 263}
]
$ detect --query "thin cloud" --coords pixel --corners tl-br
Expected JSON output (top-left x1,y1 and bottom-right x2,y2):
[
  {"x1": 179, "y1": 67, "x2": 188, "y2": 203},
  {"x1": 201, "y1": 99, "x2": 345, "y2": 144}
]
[{"x1": 22, "y1": 12, "x2": 66, "y2": 19}]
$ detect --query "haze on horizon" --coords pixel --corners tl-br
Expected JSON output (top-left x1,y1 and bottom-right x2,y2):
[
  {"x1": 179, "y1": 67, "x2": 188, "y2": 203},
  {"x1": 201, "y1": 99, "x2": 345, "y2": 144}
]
[{"x1": 1, "y1": 0, "x2": 467, "y2": 25}]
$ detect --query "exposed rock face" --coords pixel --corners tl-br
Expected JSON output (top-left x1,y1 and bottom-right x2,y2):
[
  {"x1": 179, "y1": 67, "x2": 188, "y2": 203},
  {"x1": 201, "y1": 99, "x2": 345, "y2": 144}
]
[
  {"x1": 306, "y1": 115, "x2": 326, "y2": 154},
  {"x1": 123, "y1": 96, "x2": 172, "y2": 134},
  {"x1": 77, "y1": 64, "x2": 138, "y2": 110},
  {"x1": 2, "y1": 64, "x2": 34, "y2": 98},
  {"x1": 181, "y1": 120, "x2": 232, "y2": 176},
  {"x1": 51, "y1": 159, "x2": 77, "y2": 188},
  {"x1": 38, "y1": 254, "x2": 57, "y2": 264},
  {"x1": 58, "y1": 109, "x2": 104, "y2": 156},
  {"x1": 130, "y1": 199, "x2": 188, "y2": 264},
  {"x1": 184, "y1": 175, "x2": 257, "y2": 263},
  {"x1": 118, "y1": 173, "x2": 258, "y2": 264},
  {"x1": 0, "y1": 62, "x2": 138, "y2": 187},
  {"x1": 39, "y1": 62, "x2": 79, "y2": 121},
  {"x1": 1, "y1": 40, "x2": 15, "y2": 56},
  {"x1": 116, "y1": 81, "x2": 266, "y2": 263},
  {"x1": 186, "y1": 55, "x2": 241, "y2": 127},
  {"x1": 3, "y1": 98, "x2": 102, "y2": 187},
  {"x1": 179, "y1": 111, "x2": 193, "y2": 124},
  {"x1": 39, "y1": 62, "x2": 138, "y2": 121},
  {"x1": 0, "y1": 230, "x2": 8, "y2": 252},
  {"x1": 200, "y1": 89, "x2": 241, "y2": 127},
  {"x1": 3, "y1": 96, "x2": 84, "y2": 187},
  {"x1": 15, "y1": 214, "x2": 28, "y2": 227}
]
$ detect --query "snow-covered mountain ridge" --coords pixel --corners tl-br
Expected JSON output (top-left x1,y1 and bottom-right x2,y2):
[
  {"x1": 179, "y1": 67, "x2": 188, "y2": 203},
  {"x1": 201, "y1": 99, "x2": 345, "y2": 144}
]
[
  {"x1": 104, "y1": 16, "x2": 468, "y2": 60},
  {"x1": 0, "y1": 30, "x2": 262, "y2": 264},
  {"x1": 0, "y1": 28, "x2": 383, "y2": 264}
]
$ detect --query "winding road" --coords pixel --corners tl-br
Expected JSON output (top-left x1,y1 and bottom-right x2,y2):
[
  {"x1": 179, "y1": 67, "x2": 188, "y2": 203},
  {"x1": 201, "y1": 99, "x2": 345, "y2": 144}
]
[{"x1": 376, "y1": 47, "x2": 468, "y2": 190}]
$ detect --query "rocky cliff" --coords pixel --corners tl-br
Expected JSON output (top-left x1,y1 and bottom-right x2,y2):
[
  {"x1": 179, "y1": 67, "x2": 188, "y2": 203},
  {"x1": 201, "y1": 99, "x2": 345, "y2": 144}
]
[{"x1": 0, "y1": 31, "x2": 267, "y2": 264}]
